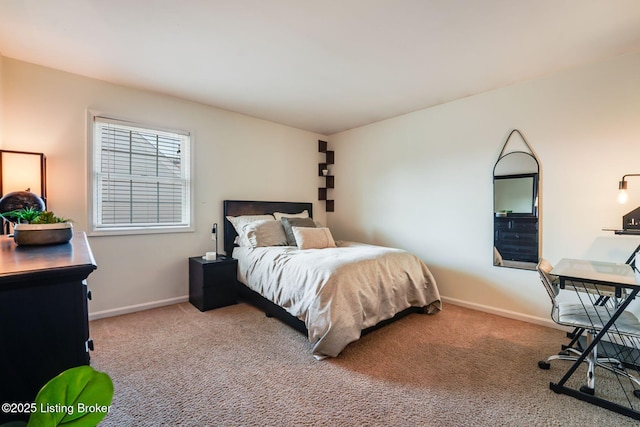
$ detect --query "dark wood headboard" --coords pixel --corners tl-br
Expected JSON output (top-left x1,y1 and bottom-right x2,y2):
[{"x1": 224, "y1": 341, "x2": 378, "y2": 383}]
[{"x1": 223, "y1": 200, "x2": 313, "y2": 256}]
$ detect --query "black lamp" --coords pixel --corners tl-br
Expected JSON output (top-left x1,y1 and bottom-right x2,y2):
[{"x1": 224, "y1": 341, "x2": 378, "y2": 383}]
[
  {"x1": 212, "y1": 223, "x2": 218, "y2": 254},
  {"x1": 617, "y1": 174, "x2": 640, "y2": 230}
]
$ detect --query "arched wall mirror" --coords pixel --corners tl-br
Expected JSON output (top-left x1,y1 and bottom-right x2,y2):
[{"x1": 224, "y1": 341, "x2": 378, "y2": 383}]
[{"x1": 493, "y1": 129, "x2": 540, "y2": 270}]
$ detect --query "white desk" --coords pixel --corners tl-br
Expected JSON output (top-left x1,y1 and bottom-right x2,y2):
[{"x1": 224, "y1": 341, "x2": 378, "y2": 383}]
[{"x1": 549, "y1": 258, "x2": 640, "y2": 420}]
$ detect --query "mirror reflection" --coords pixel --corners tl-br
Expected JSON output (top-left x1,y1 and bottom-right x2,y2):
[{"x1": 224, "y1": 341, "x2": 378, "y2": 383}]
[
  {"x1": 494, "y1": 173, "x2": 537, "y2": 215},
  {"x1": 493, "y1": 132, "x2": 540, "y2": 270}
]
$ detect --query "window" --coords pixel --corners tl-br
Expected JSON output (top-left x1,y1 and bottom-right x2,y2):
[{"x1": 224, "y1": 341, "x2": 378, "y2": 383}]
[{"x1": 89, "y1": 115, "x2": 192, "y2": 235}]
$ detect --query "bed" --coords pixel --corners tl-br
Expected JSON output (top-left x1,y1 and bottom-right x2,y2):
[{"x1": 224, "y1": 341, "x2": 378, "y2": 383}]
[{"x1": 223, "y1": 200, "x2": 441, "y2": 359}]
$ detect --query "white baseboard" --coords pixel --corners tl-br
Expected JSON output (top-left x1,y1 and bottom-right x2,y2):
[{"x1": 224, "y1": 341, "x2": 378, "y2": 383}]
[
  {"x1": 89, "y1": 296, "x2": 189, "y2": 321},
  {"x1": 444, "y1": 297, "x2": 637, "y2": 347},
  {"x1": 441, "y1": 296, "x2": 569, "y2": 332},
  {"x1": 88, "y1": 294, "x2": 568, "y2": 333}
]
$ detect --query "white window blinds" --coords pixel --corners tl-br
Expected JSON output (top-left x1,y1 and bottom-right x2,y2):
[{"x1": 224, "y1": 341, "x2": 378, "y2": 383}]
[{"x1": 92, "y1": 116, "x2": 191, "y2": 232}]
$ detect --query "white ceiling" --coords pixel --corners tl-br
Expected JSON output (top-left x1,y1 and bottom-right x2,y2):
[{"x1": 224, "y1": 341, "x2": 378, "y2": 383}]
[{"x1": 1, "y1": 1, "x2": 640, "y2": 135}]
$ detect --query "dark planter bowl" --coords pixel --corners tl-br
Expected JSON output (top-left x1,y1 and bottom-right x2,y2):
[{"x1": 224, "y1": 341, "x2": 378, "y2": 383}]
[{"x1": 13, "y1": 223, "x2": 73, "y2": 246}]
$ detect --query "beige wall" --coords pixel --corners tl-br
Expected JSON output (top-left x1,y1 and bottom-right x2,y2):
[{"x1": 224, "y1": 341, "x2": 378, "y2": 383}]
[
  {"x1": 328, "y1": 51, "x2": 640, "y2": 326},
  {"x1": 3, "y1": 51, "x2": 640, "y2": 327},
  {"x1": 1, "y1": 58, "x2": 326, "y2": 318}
]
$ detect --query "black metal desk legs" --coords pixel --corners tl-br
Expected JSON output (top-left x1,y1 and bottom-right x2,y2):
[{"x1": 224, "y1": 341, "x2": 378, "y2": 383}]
[{"x1": 550, "y1": 286, "x2": 640, "y2": 421}]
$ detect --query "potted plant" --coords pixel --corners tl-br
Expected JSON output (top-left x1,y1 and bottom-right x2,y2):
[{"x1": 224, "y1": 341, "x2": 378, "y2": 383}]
[{"x1": 1, "y1": 207, "x2": 73, "y2": 246}]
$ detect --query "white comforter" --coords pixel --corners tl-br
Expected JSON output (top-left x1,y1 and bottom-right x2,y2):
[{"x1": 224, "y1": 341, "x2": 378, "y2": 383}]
[{"x1": 233, "y1": 241, "x2": 441, "y2": 359}]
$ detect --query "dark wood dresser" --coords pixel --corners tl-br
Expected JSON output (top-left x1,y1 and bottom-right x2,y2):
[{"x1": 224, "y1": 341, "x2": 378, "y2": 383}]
[{"x1": 0, "y1": 232, "x2": 96, "y2": 422}]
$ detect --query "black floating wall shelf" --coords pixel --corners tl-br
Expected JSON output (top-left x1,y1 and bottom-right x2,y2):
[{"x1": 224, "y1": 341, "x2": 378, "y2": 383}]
[{"x1": 318, "y1": 140, "x2": 334, "y2": 212}]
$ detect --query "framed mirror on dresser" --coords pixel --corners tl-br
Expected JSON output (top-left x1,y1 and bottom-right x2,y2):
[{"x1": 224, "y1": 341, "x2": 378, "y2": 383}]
[{"x1": 493, "y1": 129, "x2": 540, "y2": 270}]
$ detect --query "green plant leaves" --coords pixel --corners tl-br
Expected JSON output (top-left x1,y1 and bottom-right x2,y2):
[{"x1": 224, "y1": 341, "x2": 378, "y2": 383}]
[
  {"x1": 26, "y1": 366, "x2": 113, "y2": 427},
  {"x1": 0, "y1": 207, "x2": 42, "y2": 223},
  {"x1": 29, "y1": 211, "x2": 71, "y2": 224},
  {"x1": 0, "y1": 208, "x2": 70, "y2": 224}
]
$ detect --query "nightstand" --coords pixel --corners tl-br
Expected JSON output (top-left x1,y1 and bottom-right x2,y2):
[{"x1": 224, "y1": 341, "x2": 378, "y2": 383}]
[{"x1": 188, "y1": 255, "x2": 238, "y2": 311}]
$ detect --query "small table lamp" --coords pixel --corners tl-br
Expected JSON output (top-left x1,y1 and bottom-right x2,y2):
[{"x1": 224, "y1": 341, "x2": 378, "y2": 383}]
[
  {"x1": 0, "y1": 149, "x2": 47, "y2": 203},
  {"x1": 0, "y1": 150, "x2": 47, "y2": 234},
  {"x1": 203, "y1": 223, "x2": 218, "y2": 260}
]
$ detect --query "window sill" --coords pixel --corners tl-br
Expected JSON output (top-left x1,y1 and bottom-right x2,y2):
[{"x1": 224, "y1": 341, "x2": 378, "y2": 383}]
[{"x1": 88, "y1": 225, "x2": 194, "y2": 237}]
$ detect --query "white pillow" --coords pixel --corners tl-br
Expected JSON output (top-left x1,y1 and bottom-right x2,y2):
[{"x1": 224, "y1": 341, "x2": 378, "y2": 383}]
[
  {"x1": 240, "y1": 220, "x2": 288, "y2": 247},
  {"x1": 292, "y1": 226, "x2": 336, "y2": 250},
  {"x1": 227, "y1": 214, "x2": 276, "y2": 246},
  {"x1": 227, "y1": 214, "x2": 275, "y2": 234},
  {"x1": 273, "y1": 210, "x2": 309, "y2": 221}
]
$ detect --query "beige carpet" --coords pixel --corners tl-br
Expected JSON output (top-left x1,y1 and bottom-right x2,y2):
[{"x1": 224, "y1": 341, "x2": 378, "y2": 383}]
[{"x1": 89, "y1": 302, "x2": 639, "y2": 426}]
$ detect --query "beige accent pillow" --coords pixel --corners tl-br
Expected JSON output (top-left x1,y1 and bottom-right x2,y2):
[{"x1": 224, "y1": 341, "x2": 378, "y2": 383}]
[
  {"x1": 273, "y1": 210, "x2": 309, "y2": 221},
  {"x1": 241, "y1": 220, "x2": 288, "y2": 247},
  {"x1": 292, "y1": 226, "x2": 336, "y2": 250},
  {"x1": 281, "y1": 217, "x2": 316, "y2": 246}
]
